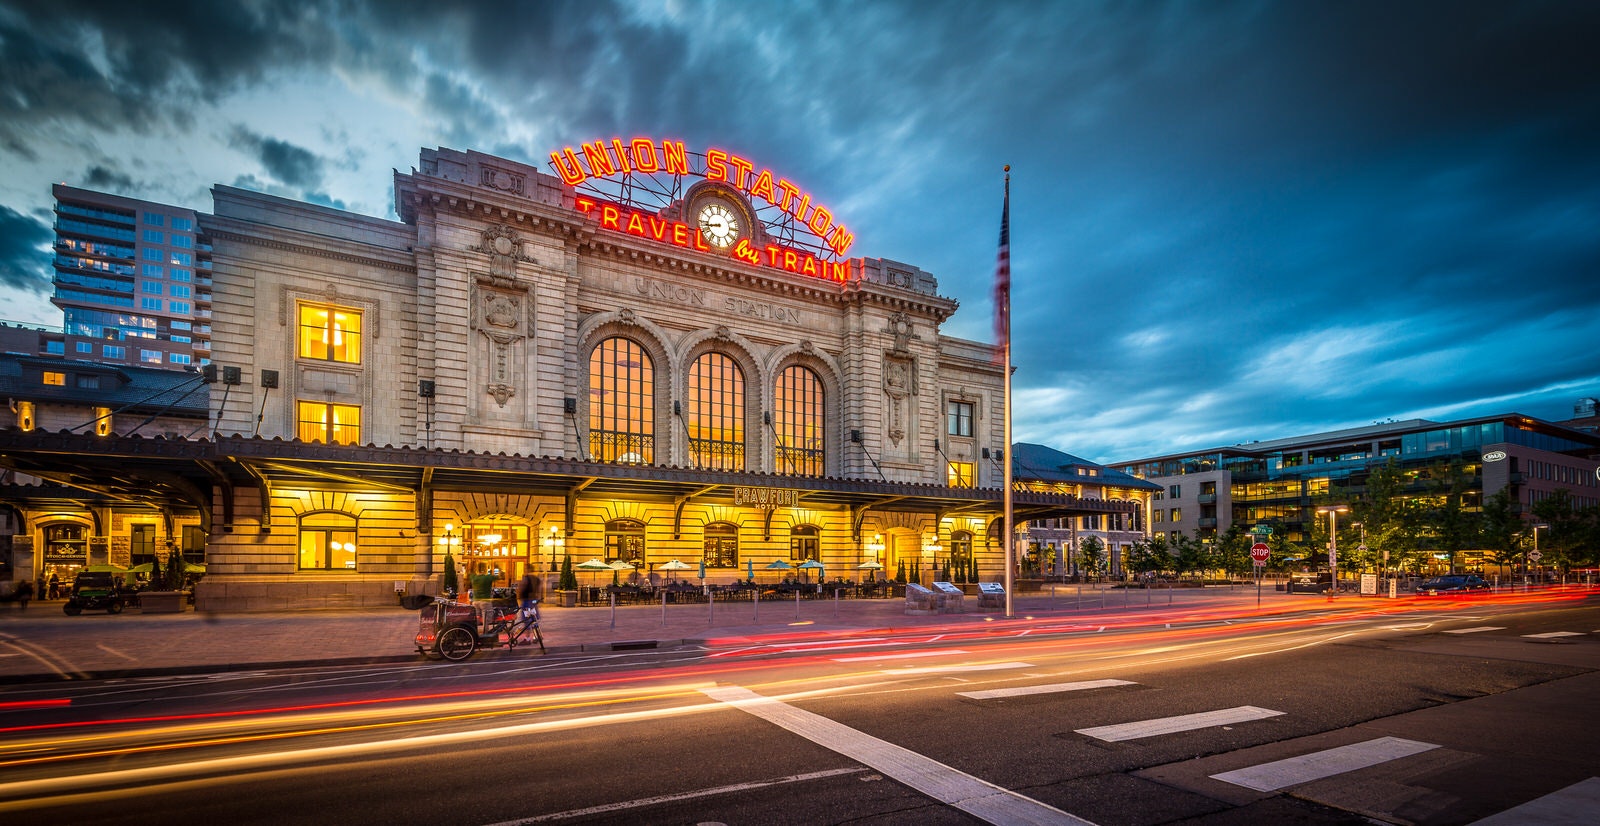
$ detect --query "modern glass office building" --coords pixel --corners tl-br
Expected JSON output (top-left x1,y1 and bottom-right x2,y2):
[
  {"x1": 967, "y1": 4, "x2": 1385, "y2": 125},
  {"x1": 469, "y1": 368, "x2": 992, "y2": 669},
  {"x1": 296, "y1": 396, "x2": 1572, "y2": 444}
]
[
  {"x1": 1113, "y1": 414, "x2": 1600, "y2": 547},
  {"x1": 49, "y1": 185, "x2": 212, "y2": 370}
]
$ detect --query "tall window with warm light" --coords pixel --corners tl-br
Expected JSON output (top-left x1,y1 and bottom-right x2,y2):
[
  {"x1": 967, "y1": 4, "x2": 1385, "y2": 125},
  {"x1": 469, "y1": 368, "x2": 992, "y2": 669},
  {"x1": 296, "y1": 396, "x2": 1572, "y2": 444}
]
[
  {"x1": 688, "y1": 352, "x2": 745, "y2": 470},
  {"x1": 605, "y1": 519, "x2": 646, "y2": 566},
  {"x1": 789, "y1": 524, "x2": 820, "y2": 562},
  {"x1": 774, "y1": 365, "x2": 825, "y2": 476},
  {"x1": 703, "y1": 522, "x2": 739, "y2": 568},
  {"x1": 588, "y1": 337, "x2": 654, "y2": 463},
  {"x1": 297, "y1": 303, "x2": 362, "y2": 364},
  {"x1": 296, "y1": 400, "x2": 361, "y2": 444},
  {"x1": 947, "y1": 461, "x2": 975, "y2": 488}
]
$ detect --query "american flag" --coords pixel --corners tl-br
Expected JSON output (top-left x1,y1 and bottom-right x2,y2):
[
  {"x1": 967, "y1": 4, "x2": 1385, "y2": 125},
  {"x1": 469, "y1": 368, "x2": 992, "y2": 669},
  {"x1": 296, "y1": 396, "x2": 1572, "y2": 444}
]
[{"x1": 993, "y1": 167, "x2": 1011, "y2": 361}]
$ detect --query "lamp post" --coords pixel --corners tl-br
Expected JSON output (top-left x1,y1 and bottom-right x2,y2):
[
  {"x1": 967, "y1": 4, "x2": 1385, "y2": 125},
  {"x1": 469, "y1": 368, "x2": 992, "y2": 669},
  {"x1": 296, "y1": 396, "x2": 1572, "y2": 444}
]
[
  {"x1": 922, "y1": 534, "x2": 941, "y2": 585},
  {"x1": 1317, "y1": 506, "x2": 1349, "y2": 597},
  {"x1": 543, "y1": 526, "x2": 564, "y2": 574},
  {"x1": 1530, "y1": 523, "x2": 1549, "y2": 585}
]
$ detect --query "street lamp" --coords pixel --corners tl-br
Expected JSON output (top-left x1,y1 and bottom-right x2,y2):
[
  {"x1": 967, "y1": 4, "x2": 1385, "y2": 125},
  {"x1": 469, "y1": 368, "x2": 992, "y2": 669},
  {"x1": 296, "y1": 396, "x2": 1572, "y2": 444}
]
[
  {"x1": 543, "y1": 526, "x2": 564, "y2": 573},
  {"x1": 1530, "y1": 523, "x2": 1549, "y2": 584},
  {"x1": 922, "y1": 533, "x2": 941, "y2": 584},
  {"x1": 1316, "y1": 506, "x2": 1349, "y2": 597}
]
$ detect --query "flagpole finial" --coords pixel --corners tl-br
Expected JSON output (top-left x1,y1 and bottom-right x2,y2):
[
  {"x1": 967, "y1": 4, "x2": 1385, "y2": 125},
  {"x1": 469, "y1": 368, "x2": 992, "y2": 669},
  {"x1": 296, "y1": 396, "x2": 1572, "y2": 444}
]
[{"x1": 1003, "y1": 164, "x2": 1010, "y2": 173}]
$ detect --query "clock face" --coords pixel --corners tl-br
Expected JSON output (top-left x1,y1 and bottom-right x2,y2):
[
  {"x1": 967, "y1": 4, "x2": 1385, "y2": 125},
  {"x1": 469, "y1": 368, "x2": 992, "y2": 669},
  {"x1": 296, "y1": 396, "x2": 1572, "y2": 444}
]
[{"x1": 697, "y1": 202, "x2": 740, "y2": 248}]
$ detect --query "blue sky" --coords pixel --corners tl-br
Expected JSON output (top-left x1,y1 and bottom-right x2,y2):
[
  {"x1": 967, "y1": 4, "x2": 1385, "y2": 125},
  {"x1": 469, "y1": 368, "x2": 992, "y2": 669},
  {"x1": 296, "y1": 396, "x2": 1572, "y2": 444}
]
[{"x1": 2, "y1": 0, "x2": 1597, "y2": 463}]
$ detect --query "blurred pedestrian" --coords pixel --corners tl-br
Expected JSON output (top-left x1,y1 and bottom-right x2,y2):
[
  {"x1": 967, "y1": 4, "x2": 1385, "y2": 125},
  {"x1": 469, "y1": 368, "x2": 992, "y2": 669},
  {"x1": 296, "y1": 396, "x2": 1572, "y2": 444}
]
[{"x1": 13, "y1": 579, "x2": 31, "y2": 610}]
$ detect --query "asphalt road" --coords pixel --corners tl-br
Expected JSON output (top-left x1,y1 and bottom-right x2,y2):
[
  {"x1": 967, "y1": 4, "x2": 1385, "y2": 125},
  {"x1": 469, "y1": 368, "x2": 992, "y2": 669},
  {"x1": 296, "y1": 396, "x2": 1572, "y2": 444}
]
[{"x1": 1, "y1": 594, "x2": 1596, "y2": 825}]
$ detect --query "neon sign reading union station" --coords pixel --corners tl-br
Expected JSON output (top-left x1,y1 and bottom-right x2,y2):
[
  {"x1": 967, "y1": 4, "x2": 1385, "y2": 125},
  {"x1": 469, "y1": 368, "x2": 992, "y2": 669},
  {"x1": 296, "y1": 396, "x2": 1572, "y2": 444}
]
[{"x1": 550, "y1": 137, "x2": 854, "y2": 283}]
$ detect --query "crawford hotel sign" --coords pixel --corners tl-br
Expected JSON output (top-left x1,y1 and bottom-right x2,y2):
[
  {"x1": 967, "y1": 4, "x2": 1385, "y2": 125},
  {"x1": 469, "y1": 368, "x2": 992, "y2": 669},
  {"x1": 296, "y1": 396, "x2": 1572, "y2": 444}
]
[{"x1": 550, "y1": 137, "x2": 854, "y2": 283}]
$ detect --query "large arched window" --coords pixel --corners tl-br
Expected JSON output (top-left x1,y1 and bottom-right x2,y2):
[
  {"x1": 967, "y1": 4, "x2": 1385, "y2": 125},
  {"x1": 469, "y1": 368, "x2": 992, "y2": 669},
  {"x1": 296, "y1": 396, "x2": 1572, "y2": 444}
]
[
  {"x1": 773, "y1": 365, "x2": 824, "y2": 476},
  {"x1": 687, "y1": 352, "x2": 744, "y2": 470},
  {"x1": 605, "y1": 519, "x2": 646, "y2": 566},
  {"x1": 589, "y1": 337, "x2": 654, "y2": 463},
  {"x1": 949, "y1": 530, "x2": 973, "y2": 572},
  {"x1": 703, "y1": 522, "x2": 739, "y2": 568}
]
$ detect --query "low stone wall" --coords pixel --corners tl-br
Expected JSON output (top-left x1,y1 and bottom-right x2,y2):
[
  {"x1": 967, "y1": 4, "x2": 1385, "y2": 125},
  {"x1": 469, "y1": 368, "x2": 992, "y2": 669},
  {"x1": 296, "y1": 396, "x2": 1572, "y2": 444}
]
[{"x1": 195, "y1": 577, "x2": 436, "y2": 612}]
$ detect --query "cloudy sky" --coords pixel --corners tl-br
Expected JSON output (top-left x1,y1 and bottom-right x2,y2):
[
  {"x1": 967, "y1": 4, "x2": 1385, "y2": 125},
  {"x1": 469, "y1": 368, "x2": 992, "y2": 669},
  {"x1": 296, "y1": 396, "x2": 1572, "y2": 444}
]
[{"x1": 2, "y1": 0, "x2": 1597, "y2": 463}]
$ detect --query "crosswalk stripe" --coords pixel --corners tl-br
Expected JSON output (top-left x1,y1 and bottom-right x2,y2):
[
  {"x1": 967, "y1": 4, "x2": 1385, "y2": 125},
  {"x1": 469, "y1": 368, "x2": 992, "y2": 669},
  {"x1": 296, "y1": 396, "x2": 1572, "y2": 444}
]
[
  {"x1": 1076, "y1": 706, "x2": 1284, "y2": 742},
  {"x1": 1522, "y1": 632, "x2": 1585, "y2": 638},
  {"x1": 958, "y1": 679, "x2": 1135, "y2": 700},
  {"x1": 1443, "y1": 627, "x2": 1505, "y2": 634},
  {"x1": 1468, "y1": 776, "x2": 1600, "y2": 824},
  {"x1": 1209, "y1": 736, "x2": 1439, "y2": 791},
  {"x1": 834, "y1": 650, "x2": 968, "y2": 662},
  {"x1": 703, "y1": 685, "x2": 1098, "y2": 825}
]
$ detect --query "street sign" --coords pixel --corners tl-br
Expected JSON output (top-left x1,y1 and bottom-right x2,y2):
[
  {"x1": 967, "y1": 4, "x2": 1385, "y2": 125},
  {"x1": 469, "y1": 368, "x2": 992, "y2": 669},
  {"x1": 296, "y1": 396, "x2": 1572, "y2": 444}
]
[
  {"x1": 1528, "y1": 550, "x2": 1542, "y2": 562},
  {"x1": 1251, "y1": 525, "x2": 1273, "y2": 536},
  {"x1": 1358, "y1": 544, "x2": 1368, "y2": 554},
  {"x1": 1250, "y1": 542, "x2": 1270, "y2": 565}
]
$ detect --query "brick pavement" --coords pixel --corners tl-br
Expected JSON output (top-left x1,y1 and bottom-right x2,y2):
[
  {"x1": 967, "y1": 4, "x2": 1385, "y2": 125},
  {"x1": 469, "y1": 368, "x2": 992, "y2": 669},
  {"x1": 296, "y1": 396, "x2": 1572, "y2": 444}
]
[{"x1": 0, "y1": 583, "x2": 1290, "y2": 684}]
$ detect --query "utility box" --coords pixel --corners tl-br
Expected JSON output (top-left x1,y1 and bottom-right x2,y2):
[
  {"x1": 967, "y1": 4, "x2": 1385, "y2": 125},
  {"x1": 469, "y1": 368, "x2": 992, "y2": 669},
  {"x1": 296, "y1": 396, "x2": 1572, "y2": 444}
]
[
  {"x1": 932, "y1": 581, "x2": 965, "y2": 614},
  {"x1": 977, "y1": 582, "x2": 1005, "y2": 610}
]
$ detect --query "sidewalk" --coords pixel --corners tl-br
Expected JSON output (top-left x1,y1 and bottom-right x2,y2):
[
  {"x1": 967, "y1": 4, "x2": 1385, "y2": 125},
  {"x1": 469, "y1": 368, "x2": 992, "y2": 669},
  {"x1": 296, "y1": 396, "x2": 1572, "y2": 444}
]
[{"x1": 0, "y1": 584, "x2": 1320, "y2": 684}]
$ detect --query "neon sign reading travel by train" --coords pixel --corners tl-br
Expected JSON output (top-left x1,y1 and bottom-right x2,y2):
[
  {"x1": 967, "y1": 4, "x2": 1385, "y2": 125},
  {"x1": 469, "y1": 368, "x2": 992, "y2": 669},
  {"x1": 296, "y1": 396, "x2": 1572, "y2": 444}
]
[
  {"x1": 573, "y1": 197, "x2": 851, "y2": 284},
  {"x1": 548, "y1": 137, "x2": 856, "y2": 257}
]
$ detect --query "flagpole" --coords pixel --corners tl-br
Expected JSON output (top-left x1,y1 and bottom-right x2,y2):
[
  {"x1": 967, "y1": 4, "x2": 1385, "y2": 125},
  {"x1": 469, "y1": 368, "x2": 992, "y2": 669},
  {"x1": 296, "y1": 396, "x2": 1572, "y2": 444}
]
[{"x1": 999, "y1": 166, "x2": 1015, "y2": 618}]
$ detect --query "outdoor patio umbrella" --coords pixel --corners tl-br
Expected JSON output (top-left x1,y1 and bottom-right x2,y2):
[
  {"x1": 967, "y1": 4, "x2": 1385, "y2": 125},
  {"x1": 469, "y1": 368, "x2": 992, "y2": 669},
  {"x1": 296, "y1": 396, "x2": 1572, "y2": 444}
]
[
  {"x1": 575, "y1": 558, "x2": 611, "y2": 589},
  {"x1": 856, "y1": 560, "x2": 884, "y2": 583},
  {"x1": 85, "y1": 564, "x2": 129, "y2": 573},
  {"x1": 658, "y1": 558, "x2": 692, "y2": 582},
  {"x1": 798, "y1": 559, "x2": 824, "y2": 583},
  {"x1": 128, "y1": 562, "x2": 155, "y2": 574},
  {"x1": 607, "y1": 558, "x2": 637, "y2": 586}
]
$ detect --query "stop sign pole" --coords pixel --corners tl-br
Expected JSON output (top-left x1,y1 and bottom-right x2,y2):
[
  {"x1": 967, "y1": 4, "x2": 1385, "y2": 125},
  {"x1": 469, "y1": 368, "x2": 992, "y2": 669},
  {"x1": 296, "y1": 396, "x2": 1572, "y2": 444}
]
[{"x1": 1251, "y1": 542, "x2": 1270, "y2": 608}]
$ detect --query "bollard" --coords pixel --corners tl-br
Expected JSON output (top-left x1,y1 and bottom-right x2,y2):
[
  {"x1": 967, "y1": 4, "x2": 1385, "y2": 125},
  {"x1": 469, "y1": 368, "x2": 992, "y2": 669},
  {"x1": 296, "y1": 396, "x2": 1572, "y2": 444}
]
[
  {"x1": 610, "y1": 592, "x2": 616, "y2": 629},
  {"x1": 753, "y1": 586, "x2": 759, "y2": 621},
  {"x1": 661, "y1": 590, "x2": 667, "y2": 626},
  {"x1": 795, "y1": 587, "x2": 801, "y2": 620}
]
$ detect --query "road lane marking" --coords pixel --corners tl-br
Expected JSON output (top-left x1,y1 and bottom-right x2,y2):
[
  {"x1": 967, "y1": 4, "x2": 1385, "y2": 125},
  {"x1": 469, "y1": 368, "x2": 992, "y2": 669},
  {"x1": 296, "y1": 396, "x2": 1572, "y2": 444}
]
[
  {"x1": 1468, "y1": 776, "x2": 1600, "y2": 824},
  {"x1": 1443, "y1": 627, "x2": 1505, "y2": 634},
  {"x1": 886, "y1": 662, "x2": 1036, "y2": 675},
  {"x1": 702, "y1": 685, "x2": 1097, "y2": 825},
  {"x1": 1522, "y1": 632, "x2": 1584, "y2": 638},
  {"x1": 1076, "y1": 706, "x2": 1284, "y2": 742},
  {"x1": 957, "y1": 679, "x2": 1135, "y2": 700},
  {"x1": 1209, "y1": 737, "x2": 1439, "y2": 791},
  {"x1": 833, "y1": 650, "x2": 968, "y2": 662},
  {"x1": 488, "y1": 767, "x2": 866, "y2": 824}
]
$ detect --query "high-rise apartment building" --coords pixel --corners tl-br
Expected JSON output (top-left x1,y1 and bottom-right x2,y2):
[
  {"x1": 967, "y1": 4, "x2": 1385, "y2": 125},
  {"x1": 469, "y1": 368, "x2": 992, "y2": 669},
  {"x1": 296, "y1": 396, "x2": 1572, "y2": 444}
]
[{"x1": 50, "y1": 184, "x2": 212, "y2": 370}]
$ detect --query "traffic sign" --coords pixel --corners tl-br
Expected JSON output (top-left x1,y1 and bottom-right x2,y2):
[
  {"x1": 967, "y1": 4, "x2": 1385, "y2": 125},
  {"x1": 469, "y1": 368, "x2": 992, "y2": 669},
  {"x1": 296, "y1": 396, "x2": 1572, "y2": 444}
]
[
  {"x1": 1251, "y1": 525, "x2": 1273, "y2": 536},
  {"x1": 1528, "y1": 550, "x2": 1542, "y2": 562},
  {"x1": 1250, "y1": 542, "x2": 1270, "y2": 565}
]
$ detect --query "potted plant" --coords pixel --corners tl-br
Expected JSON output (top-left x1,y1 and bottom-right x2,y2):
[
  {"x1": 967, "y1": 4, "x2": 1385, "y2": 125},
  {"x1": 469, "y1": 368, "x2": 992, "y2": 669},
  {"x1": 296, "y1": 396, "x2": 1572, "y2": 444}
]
[
  {"x1": 555, "y1": 554, "x2": 579, "y2": 607},
  {"x1": 140, "y1": 549, "x2": 188, "y2": 613}
]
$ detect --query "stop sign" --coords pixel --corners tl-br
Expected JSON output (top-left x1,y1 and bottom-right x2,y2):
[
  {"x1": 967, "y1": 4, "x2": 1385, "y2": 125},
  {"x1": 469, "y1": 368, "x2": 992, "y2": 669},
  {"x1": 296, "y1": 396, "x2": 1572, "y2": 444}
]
[{"x1": 1250, "y1": 542, "x2": 1271, "y2": 564}]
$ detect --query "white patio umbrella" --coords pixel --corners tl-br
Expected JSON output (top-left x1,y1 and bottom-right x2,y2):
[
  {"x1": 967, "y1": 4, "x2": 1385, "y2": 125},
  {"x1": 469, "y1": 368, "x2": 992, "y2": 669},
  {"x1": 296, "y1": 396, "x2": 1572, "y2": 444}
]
[
  {"x1": 574, "y1": 558, "x2": 612, "y2": 591},
  {"x1": 659, "y1": 558, "x2": 693, "y2": 582}
]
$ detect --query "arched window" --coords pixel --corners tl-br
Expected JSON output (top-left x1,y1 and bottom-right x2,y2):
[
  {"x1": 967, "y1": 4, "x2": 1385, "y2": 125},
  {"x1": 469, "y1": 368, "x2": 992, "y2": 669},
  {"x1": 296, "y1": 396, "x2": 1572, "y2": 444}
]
[
  {"x1": 299, "y1": 512, "x2": 357, "y2": 570},
  {"x1": 688, "y1": 352, "x2": 744, "y2": 470},
  {"x1": 606, "y1": 519, "x2": 646, "y2": 566},
  {"x1": 773, "y1": 365, "x2": 825, "y2": 476},
  {"x1": 703, "y1": 522, "x2": 739, "y2": 568},
  {"x1": 589, "y1": 337, "x2": 654, "y2": 463},
  {"x1": 789, "y1": 524, "x2": 820, "y2": 562}
]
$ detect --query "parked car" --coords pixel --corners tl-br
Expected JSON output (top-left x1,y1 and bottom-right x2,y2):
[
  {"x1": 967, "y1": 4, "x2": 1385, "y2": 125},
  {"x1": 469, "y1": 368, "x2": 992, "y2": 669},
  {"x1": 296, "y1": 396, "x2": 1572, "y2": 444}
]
[
  {"x1": 1416, "y1": 574, "x2": 1490, "y2": 596},
  {"x1": 63, "y1": 571, "x2": 126, "y2": 615}
]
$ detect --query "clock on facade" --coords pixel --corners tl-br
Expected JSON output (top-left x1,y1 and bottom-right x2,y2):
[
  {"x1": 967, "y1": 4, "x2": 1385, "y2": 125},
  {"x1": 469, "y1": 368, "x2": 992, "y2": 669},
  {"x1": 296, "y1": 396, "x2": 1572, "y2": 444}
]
[{"x1": 697, "y1": 201, "x2": 741, "y2": 248}]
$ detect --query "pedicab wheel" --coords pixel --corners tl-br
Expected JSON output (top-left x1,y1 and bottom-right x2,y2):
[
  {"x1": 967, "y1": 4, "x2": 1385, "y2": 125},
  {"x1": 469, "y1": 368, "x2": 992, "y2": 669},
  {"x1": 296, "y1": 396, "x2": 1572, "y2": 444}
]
[
  {"x1": 107, "y1": 600, "x2": 123, "y2": 614},
  {"x1": 437, "y1": 626, "x2": 477, "y2": 661},
  {"x1": 64, "y1": 601, "x2": 82, "y2": 616}
]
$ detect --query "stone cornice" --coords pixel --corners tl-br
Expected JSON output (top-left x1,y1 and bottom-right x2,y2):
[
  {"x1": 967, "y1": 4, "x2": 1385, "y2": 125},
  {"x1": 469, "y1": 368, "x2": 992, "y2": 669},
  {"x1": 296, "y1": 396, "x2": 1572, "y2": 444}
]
[{"x1": 206, "y1": 225, "x2": 417, "y2": 275}]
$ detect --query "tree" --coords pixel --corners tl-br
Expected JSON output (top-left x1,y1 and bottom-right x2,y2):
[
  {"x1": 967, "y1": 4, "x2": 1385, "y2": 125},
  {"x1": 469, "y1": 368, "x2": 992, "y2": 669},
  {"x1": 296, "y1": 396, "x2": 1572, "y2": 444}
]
[
  {"x1": 1418, "y1": 458, "x2": 1479, "y2": 572},
  {"x1": 1126, "y1": 535, "x2": 1171, "y2": 578},
  {"x1": 559, "y1": 553, "x2": 578, "y2": 591},
  {"x1": 1531, "y1": 489, "x2": 1598, "y2": 574},
  {"x1": 1077, "y1": 536, "x2": 1105, "y2": 579},
  {"x1": 1478, "y1": 489, "x2": 1526, "y2": 573},
  {"x1": 441, "y1": 551, "x2": 459, "y2": 596},
  {"x1": 1214, "y1": 525, "x2": 1252, "y2": 579},
  {"x1": 1169, "y1": 531, "x2": 1212, "y2": 583},
  {"x1": 1350, "y1": 459, "x2": 1423, "y2": 573}
]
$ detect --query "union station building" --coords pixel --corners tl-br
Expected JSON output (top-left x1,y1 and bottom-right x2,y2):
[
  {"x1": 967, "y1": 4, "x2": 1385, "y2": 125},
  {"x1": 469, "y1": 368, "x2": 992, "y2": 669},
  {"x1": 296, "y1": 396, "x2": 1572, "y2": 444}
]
[{"x1": 1, "y1": 143, "x2": 1148, "y2": 611}]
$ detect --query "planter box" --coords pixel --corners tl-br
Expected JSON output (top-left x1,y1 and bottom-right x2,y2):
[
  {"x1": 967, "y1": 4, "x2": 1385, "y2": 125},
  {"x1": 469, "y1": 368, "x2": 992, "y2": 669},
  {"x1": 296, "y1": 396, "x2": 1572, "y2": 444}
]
[
  {"x1": 140, "y1": 591, "x2": 186, "y2": 613},
  {"x1": 554, "y1": 589, "x2": 579, "y2": 608}
]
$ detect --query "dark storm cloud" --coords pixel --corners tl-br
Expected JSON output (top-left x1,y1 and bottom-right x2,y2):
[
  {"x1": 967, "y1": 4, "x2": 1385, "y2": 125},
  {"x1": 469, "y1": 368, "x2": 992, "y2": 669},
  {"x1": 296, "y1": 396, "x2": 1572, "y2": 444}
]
[
  {"x1": 1, "y1": 0, "x2": 1596, "y2": 461},
  {"x1": 0, "y1": 204, "x2": 50, "y2": 293},
  {"x1": 227, "y1": 126, "x2": 326, "y2": 189},
  {"x1": 82, "y1": 164, "x2": 134, "y2": 192}
]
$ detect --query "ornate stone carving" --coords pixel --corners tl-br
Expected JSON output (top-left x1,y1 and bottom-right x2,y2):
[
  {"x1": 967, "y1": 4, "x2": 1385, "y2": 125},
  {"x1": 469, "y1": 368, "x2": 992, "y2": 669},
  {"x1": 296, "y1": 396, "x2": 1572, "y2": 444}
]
[
  {"x1": 882, "y1": 353, "x2": 918, "y2": 446},
  {"x1": 885, "y1": 312, "x2": 918, "y2": 354},
  {"x1": 475, "y1": 286, "x2": 528, "y2": 409},
  {"x1": 480, "y1": 165, "x2": 526, "y2": 196},
  {"x1": 487, "y1": 383, "x2": 516, "y2": 407},
  {"x1": 469, "y1": 224, "x2": 533, "y2": 285}
]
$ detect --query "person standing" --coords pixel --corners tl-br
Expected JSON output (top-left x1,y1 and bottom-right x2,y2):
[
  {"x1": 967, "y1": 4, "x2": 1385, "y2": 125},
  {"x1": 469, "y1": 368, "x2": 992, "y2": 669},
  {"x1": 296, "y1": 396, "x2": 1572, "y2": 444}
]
[
  {"x1": 517, "y1": 569, "x2": 542, "y2": 621},
  {"x1": 13, "y1": 579, "x2": 31, "y2": 610}
]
